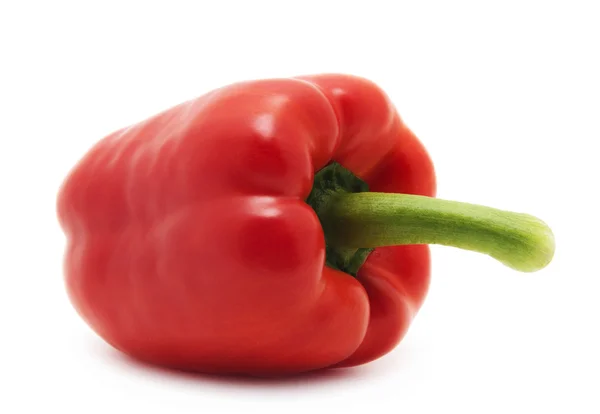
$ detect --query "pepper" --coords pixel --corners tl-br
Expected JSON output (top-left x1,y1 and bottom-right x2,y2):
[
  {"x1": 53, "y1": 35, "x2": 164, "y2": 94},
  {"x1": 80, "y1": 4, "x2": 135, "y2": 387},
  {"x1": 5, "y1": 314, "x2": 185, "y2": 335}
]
[{"x1": 57, "y1": 74, "x2": 554, "y2": 375}]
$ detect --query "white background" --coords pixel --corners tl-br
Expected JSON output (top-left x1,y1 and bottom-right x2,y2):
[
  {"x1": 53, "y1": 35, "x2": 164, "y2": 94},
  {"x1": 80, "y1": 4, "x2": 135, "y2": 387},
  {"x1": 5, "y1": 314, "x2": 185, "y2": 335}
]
[{"x1": 1, "y1": 1, "x2": 599, "y2": 413}]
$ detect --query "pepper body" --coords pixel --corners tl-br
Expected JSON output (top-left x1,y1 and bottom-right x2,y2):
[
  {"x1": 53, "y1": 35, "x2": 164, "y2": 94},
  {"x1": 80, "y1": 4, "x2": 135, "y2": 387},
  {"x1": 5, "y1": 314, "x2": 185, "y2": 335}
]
[{"x1": 58, "y1": 75, "x2": 436, "y2": 374}]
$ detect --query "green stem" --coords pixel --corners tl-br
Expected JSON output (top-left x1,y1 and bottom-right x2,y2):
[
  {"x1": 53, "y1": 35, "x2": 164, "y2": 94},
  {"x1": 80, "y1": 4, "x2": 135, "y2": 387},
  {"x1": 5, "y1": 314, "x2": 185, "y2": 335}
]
[{"x1": 320, "y1": 192, "x2": 555, "y2": 273}]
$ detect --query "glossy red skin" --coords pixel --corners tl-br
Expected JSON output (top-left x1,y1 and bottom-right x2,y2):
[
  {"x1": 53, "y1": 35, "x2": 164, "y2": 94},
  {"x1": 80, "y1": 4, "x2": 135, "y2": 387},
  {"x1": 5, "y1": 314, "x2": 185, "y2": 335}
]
[{"x1": 57, "y1": 74, "x2": 436, "y2": 375}]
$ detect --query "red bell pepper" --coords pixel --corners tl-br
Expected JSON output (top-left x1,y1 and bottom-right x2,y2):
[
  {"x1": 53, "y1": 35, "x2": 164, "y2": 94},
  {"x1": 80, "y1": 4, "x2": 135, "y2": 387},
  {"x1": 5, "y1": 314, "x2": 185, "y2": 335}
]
[{"x1": 57, "y1": 74, "x2": 554, "y2": 375}]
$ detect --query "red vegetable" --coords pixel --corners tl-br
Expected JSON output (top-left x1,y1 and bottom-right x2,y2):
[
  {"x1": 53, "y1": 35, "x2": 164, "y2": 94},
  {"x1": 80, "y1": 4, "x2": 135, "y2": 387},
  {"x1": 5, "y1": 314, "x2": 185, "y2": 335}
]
[{"x1": 57, "y1": 74, "x2": 554, "y2": 375}]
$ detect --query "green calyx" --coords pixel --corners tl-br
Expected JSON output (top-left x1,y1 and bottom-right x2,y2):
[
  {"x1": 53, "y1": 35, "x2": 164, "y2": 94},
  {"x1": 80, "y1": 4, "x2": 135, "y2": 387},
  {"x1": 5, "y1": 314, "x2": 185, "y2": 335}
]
[
  {"x1": 306, "y1": 162, "x2": 555, "y2": 276},
  {"x1": 306, "y1": 162, "x2": 374, "y2": 276}
]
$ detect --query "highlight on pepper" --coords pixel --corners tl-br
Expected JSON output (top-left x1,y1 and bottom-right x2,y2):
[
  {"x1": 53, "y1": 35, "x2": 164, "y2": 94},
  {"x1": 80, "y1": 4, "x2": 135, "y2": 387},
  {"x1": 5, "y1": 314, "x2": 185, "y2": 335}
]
[{"x1": 57, "y1": 74, "x2": 555, "y2": 375}]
